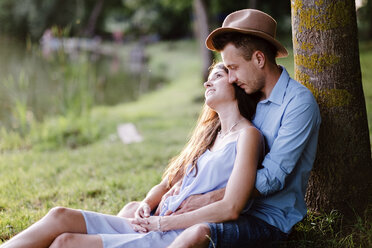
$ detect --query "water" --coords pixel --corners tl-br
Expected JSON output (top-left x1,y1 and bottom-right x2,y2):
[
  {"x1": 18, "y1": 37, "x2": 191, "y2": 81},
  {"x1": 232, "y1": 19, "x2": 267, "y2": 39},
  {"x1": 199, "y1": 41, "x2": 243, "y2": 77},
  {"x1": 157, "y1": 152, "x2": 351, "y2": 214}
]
[{"x1": 0, "y1": 37, "x2": 165, "y2": 130}]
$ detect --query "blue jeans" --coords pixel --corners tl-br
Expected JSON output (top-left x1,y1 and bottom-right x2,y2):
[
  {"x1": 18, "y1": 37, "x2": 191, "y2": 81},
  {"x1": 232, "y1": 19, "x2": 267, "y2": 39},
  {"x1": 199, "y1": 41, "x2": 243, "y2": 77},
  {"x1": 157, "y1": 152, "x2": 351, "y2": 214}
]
[{"x1": 207, "y1": 214, "x2": 288, "y2": 248}]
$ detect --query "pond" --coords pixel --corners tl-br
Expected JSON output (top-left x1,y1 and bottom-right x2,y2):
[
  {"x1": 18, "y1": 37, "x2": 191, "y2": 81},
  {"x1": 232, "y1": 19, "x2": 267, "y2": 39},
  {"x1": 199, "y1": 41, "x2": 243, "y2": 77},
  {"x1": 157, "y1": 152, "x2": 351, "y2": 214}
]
[{"x1": 0, "y1": 37, "x2": 166, "y2": 130}]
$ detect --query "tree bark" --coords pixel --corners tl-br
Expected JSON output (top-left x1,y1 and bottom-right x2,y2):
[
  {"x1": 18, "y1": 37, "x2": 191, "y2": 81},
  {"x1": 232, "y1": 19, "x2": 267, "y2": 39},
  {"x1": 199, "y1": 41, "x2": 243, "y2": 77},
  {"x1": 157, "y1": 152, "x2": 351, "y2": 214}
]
[
  {"x1": 291, "y1": 0, "x2": 372, "y2": 216},
  {"x1": 193, "y1": 0, "x2": 213, "y2": 82}
]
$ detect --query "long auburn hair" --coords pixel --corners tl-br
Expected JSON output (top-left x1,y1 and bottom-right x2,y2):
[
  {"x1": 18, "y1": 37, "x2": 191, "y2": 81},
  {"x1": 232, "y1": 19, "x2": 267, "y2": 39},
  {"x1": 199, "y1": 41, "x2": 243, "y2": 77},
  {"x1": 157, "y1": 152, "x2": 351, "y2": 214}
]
[{"x1": 162, "y1": 63, "x2": 261, "y2": 188}]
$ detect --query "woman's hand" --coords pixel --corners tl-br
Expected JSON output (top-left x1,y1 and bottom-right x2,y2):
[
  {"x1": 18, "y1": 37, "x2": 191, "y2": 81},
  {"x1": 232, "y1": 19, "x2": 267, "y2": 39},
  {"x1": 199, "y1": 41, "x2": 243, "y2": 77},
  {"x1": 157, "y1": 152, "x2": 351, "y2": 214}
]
[
  {"x1": 131, "y1": 216, "x2": 162, "y2": 232},
  {"x1": 128, "y1": 218, "x2": 148, "y2": 233},
  {"x1": 134, "y1": 201, "x2": 151, "y2": 219}
]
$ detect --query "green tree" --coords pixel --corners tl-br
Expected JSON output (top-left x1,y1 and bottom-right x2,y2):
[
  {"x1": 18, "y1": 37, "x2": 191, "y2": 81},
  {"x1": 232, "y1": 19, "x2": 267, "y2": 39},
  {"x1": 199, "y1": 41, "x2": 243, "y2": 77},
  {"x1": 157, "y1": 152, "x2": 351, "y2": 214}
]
[
  {"x1": 0, "y1": 0, "x2": 123, "y2": 40},
  {"x1": 291, "y1": 0, "x2": 372, "y2": 216}
]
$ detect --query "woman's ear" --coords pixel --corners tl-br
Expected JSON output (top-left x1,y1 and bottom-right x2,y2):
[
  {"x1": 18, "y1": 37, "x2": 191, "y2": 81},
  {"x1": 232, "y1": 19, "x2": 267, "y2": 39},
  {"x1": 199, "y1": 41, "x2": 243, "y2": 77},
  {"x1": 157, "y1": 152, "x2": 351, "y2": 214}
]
[{"x1": 252, "y1": 51, "x2": 266, "y2": 69}]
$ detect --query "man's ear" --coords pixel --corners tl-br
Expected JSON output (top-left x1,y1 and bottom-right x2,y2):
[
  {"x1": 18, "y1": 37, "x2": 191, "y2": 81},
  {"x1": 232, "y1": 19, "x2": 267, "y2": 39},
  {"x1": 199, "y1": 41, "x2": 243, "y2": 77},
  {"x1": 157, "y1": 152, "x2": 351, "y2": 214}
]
[{"x1": 252, "y1": 51, "x2": 265, "y2": 69}]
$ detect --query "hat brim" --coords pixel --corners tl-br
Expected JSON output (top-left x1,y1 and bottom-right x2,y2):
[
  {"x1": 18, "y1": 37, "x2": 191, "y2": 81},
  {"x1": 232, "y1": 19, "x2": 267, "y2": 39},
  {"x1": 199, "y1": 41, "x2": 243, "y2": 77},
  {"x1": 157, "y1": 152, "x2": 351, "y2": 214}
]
[{"x1": 205, "y1": 27, "x2": 288, "y2": 58}]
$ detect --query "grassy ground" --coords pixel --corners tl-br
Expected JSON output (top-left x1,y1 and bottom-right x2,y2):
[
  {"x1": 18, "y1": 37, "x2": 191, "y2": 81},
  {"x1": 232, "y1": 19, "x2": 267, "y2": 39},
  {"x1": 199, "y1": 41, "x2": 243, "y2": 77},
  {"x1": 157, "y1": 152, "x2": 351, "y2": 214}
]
[{"x1": 0, "y1": 40, "x2": 371, "y2": 246}]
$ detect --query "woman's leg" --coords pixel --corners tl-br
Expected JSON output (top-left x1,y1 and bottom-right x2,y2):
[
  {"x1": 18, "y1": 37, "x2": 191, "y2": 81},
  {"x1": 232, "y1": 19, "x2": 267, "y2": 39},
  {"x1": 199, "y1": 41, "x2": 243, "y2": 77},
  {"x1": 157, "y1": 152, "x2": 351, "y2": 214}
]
[
  {"x1": 117, "y1": 201, "x2": 140, "y2": 218},
  {"x1": 0, "y1": 207, "x2": 87, "y2": 248},
  {"x1": 49, "y1": 233, "x2": 103, "y2": 248}
]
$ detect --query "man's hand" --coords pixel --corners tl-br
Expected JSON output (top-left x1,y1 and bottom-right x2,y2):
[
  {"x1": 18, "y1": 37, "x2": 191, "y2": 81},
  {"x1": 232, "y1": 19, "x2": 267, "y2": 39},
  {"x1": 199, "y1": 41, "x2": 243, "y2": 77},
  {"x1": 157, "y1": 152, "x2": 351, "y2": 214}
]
[
  {"x1": 154, "y1": 181, "x2": 182, "y2": 215},
  {"x1": 171, "y1": 188, "x2": 226, "y2": 215}
]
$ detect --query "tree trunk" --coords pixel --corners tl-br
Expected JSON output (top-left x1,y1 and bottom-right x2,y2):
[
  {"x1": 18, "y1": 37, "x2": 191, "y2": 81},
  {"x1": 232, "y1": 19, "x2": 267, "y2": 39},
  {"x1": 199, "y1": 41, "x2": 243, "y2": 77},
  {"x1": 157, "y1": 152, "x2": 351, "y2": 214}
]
[
  {"x1": 368, "y1": 0, "x2": 372, "y2": 39},
  {"x1": 248, "y1": 0, "x2": 258, "y2": 9},
  {"x1": 84, "y1": 0, "x2": 105, "y2": 37},
  {"x1": 291, "y1": 0, "x2": 372, "y2": 216},
  {"x1": 193, "y1": 0, "x2": 213, "y2": 82}
]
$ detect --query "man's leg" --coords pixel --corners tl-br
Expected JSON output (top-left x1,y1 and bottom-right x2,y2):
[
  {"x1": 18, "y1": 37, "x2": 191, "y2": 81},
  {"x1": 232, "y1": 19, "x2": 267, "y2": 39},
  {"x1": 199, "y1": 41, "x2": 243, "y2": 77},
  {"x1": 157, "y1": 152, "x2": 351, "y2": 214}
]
[
  {"x1": 117, "y1": 201, "x2": 140, "y2": 218},
  {"x1": 168, "y1": 224, "x2": 211, "y2": 248},
  {"x1": 168, "y1": 215, "x2": 288, "y2": 248}
]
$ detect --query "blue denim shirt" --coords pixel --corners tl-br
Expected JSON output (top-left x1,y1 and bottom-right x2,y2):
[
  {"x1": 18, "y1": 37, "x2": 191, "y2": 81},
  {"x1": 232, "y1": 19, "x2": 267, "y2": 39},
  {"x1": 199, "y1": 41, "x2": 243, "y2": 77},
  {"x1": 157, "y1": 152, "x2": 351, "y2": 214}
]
[{"x1": 249, "y1": 67, "x2": 321, "y2": 234}]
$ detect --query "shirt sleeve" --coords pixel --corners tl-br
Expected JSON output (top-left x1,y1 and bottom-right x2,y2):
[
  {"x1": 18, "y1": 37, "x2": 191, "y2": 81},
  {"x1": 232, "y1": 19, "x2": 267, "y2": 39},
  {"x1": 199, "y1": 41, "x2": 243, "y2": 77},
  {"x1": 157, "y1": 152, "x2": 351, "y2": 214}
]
[{"x1": 255, "y1": 100, "x2": 320, "y2": 196}]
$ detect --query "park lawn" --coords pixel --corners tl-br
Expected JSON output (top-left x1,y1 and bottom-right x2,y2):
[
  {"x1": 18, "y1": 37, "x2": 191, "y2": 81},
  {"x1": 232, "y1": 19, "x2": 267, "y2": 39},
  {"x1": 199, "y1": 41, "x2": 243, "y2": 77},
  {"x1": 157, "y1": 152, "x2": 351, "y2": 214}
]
[
  {"x1": 0, "y1": 40, "x2": 372, "y2": 246},
  {"x1": 0, "y1": 40, "x2": 204, "y2": 241}
]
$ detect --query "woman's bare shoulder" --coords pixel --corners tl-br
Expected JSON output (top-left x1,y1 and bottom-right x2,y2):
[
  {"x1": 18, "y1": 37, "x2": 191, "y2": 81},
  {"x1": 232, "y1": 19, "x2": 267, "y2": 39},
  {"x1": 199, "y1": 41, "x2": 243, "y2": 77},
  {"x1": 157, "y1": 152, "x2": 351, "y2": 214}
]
[
  {"x1": 237, "y1": 125, "x2": 263, "y2": 147},
  {"x1": 240, "y1": 124, "x2": 261, "y2": 137}
]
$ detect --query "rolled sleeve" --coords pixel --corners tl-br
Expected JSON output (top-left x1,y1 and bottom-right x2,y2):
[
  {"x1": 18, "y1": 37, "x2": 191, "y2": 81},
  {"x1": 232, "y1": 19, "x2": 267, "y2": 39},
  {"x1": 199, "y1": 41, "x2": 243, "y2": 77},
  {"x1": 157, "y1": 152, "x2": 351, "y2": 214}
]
[
  {"x1": 255, "y1": 157, "x2": 287, "y2": 195},
  {"x1": 255, "y1": 101, "x2": 320, "y2": 196}
]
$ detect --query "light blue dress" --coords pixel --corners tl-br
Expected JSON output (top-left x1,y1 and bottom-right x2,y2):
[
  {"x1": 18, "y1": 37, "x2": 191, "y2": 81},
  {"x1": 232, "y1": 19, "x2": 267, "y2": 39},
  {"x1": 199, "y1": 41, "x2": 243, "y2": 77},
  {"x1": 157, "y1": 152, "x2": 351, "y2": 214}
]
[{"x1": 82, "y1": 140, "x2": 251, "y2": 248}]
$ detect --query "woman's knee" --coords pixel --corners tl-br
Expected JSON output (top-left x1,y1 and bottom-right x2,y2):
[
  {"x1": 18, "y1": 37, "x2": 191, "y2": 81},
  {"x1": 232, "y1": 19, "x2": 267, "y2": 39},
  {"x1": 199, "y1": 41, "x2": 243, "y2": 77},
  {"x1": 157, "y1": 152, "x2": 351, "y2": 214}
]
[
  {"x1": 48, "y1": 207, "x2": 69, "y2": 218},
  {"x1": 117, "y1": 201, "x2": 140, "y2": 218},
  {"x1": 46, "y1": 207, "x2": 73, "y2": 225},
  {"x1": 49, "y1": 233, "x2": 75, "y2": 248}
]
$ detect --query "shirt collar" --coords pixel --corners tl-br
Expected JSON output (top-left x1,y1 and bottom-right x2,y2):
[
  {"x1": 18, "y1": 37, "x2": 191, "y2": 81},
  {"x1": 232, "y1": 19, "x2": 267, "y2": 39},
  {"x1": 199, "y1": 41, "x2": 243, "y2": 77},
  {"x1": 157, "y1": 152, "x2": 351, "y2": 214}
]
[{"x1": 261, "y1": 66, "x2": 289, "y2": 105}]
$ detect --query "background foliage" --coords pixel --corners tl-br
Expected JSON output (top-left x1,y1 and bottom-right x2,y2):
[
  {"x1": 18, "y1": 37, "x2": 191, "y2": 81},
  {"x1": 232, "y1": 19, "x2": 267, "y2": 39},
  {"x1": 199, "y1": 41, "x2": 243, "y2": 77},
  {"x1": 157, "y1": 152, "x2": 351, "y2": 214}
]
[{"x1": 0, "y1": 0, "x2": 371, "y2": 246}]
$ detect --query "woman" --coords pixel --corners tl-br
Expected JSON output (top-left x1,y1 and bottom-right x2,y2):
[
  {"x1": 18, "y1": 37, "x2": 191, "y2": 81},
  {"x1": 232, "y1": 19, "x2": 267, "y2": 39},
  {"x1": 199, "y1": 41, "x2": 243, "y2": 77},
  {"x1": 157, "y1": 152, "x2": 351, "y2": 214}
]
[{"x1": 0, "y1": 63, "x2": 263, "y2": 248}]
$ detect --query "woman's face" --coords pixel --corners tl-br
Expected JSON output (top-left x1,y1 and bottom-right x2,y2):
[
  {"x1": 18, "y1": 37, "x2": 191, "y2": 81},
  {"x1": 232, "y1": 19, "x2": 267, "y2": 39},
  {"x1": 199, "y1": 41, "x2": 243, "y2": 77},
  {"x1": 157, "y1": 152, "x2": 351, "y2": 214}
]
[{"x1": 204, "y1": 65, "x2": 235, "y2": 108}]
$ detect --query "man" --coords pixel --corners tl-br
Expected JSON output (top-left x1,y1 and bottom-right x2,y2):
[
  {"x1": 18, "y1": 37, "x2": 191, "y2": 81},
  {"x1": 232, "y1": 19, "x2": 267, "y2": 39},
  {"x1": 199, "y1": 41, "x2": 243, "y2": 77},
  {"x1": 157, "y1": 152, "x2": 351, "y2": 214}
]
[
  {"x1": 167, "y1": 9, "x2": 321, "y2": 247},
  {"x1": 120, "y1": 9, "x2": 321, "y2": 247}
]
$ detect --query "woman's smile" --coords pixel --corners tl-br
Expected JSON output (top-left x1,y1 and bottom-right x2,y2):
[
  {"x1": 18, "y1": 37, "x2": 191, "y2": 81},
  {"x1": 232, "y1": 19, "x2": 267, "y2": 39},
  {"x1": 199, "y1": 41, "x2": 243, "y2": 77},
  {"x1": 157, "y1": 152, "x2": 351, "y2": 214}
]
[{"x1": 205, "y1": 89, "x2": 215, "y2": 97}]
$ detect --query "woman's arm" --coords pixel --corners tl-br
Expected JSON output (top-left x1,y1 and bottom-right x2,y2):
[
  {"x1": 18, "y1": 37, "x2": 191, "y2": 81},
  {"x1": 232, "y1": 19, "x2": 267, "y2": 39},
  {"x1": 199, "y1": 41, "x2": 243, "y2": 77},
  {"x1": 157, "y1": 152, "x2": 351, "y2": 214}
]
[
  {"x1": 139, "y1": 127, "x2": 262, "y2": 231},
  {"x1": 135, "y1": 177, "x2": 170, "y2": 218}
]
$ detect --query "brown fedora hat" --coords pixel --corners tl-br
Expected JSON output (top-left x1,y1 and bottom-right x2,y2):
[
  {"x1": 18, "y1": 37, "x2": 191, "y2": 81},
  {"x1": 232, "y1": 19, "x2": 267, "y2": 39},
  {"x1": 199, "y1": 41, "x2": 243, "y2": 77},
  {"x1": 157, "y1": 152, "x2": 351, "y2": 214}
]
[{"x1": 205, "y1": 9, "x2": 288, "y2": 58}]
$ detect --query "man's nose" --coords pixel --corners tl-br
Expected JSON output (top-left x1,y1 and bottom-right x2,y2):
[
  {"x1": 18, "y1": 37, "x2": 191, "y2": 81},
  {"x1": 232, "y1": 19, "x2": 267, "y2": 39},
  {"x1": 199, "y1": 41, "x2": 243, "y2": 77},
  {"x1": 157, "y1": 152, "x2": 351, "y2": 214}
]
[{"x1": 228, "y1": 73, "x2": 236, "y2": 84}]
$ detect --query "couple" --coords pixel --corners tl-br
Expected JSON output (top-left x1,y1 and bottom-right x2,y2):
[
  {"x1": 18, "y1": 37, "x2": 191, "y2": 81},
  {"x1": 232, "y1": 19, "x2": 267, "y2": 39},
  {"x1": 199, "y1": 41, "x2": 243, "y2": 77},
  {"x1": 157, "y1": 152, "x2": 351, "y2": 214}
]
[{"x1": 1, "y1": 9, "x2": 321, "y2": 248}]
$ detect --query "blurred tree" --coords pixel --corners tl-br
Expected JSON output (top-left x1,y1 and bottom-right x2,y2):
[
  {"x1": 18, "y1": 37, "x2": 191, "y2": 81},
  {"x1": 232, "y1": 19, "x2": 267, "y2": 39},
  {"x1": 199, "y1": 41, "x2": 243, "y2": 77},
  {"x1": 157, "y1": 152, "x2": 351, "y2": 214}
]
[
  {"x1": 357, "y1": 0, "x2": 372, "y2": 39},
  {"x1": 82, "y1": 0, "x2": 104, "y2": 37},
  {"x1": 0, "y1": 0, "x2": 69, "y2": 40},
  {"x1": 117, "y1": 0, "x2": 192, "y2": 39},
  {"x1": 0, "y1": 0, "x2": 123, "y2": 40},
  {"x1": 0, "y1": 0, "x2": 293, "y2": 41},
  {"x1": 248, "y1": 0, "x2": 258, "y2": 9},
  {"x1": 193, "y1": 0, "x2": 213, "y2": 82},
  {"x1": 369, "y1": 0, "x2": 372, "y2": 38},
  {"x1": 292, "y1": 0, "x2": 372, "y2": 216}
]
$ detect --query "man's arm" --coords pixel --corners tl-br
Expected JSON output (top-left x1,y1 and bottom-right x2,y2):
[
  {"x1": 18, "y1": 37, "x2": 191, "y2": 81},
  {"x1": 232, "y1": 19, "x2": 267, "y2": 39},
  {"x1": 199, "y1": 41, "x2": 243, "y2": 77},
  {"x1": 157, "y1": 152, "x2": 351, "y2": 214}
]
[
  {"x1": 255, "y1": 101, "x2": 320, "y2": 196},
  {"x1": 173, "y1": 185, "x2": 261, "y2": 215},
  {"x1": 172, "y1": 100, "x2": 320, "y2": 213},
  {"x1": 172, "y1": 188, "x2": 225, "y2": 215}
]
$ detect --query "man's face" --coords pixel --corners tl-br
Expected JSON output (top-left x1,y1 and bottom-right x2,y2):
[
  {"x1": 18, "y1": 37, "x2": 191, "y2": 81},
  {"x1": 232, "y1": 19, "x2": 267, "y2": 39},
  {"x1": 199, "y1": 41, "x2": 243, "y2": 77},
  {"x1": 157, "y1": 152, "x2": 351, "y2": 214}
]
[{"x1": 221, "y1": 43, "x2": 264, "y2": 94}]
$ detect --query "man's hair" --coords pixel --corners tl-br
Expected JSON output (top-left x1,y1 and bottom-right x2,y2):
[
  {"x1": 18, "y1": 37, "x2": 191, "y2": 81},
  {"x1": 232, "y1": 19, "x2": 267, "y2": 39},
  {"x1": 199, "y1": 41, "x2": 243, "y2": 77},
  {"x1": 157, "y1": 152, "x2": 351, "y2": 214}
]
[{"x1": 212, "y1": 32, "x2": 277, "y2": 64}]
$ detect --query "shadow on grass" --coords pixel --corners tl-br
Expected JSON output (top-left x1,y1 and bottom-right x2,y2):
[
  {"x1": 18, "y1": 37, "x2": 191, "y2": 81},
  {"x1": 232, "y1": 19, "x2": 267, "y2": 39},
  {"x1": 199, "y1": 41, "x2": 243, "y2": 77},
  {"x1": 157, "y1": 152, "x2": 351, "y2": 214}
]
[{"x1": 280, "y1": 206, "x2": 372, "y2": 248}]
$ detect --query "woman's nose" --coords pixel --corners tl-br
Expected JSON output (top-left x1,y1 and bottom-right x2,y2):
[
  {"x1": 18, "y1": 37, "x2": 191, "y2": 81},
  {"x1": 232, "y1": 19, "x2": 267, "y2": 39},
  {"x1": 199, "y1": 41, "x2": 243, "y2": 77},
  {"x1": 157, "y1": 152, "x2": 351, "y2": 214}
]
[{"x1": 204, "y1": 80, "x2": 212, "y2": 88}]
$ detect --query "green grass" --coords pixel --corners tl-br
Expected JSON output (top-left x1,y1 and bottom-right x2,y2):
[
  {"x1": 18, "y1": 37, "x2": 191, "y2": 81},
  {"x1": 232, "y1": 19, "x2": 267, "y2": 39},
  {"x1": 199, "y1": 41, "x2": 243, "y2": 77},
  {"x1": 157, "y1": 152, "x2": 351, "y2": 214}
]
[
  {"x1": 0, "y1": 39, "x2": 372, "y2": 246},
  {"x1": 0, "y1": 40, "x2": 204, "y2": 242}
]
